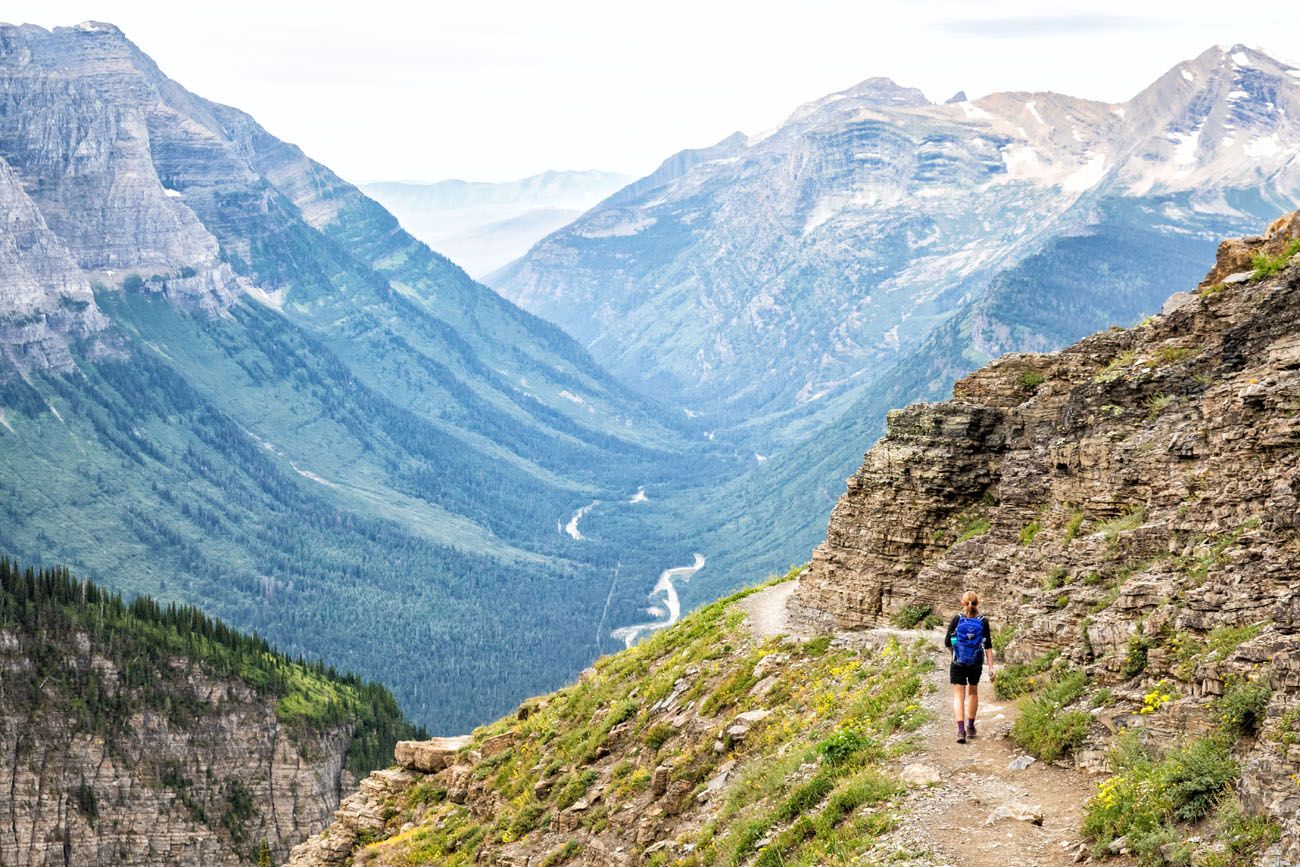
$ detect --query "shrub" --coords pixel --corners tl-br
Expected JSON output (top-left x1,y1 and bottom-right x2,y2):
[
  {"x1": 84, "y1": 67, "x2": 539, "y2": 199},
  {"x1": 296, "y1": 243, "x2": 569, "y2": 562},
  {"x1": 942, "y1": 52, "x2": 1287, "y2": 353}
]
[
  {"x1": 991, "y1": 624, "x2": 1016, "y2": 654},
  {"x1": 815, "y1": 728, "x2": 877, "y2": 767},
  {"x1": 1083, "y1": 735, "x2": 1237, "y2": 861},
  {"x1": 1209, "y1": 797, "x2": 1282, "y2": 866},
  {"x1": 1163, "y1": 737, "x2": 1238, "y2": 822},
  {"x1": 890, "y1": 603, "x2": 934, "y2": 630},
  {"x1": 1062, "y1": 510, "x2": 1086, "y2": 546},
  {"x1": 539, "y1": 841, "x2": 583, "y2": 867},
  {"x1": 1272, "y1": 706, "x2": 1300, "y2": 756},
  {"x1": 1121, "y1": 630, "x2": 1150, "y2": 680},
  {"x1": 1010, "y1": 670, "x2": 1091, "y2": 762},
  {"x1": 508, "y1": 801, "x2": 547, "y2": 836},
  {"x1": 802, "y1": 634, "x2": 832, "y2": 656},
  {"x1": 644, "y1": 723, "x2": 674, "y2": 751},
  {"x1": 1019, "y1": 371, "x2": 1045, "y2": 391},
  {"x1": 1215, "y1": 677, "x2": 1271, "y2": 735},
  {"x1": 1019, "y1": 519, "x2": 1042, "y2": 544}
]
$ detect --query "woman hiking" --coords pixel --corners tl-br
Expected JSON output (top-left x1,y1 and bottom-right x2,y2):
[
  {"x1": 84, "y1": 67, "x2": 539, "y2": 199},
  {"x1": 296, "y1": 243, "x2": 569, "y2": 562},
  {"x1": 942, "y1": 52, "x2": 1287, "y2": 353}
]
[{"x1": 945, "y1": 590, "x2": 994, "y2": 744}]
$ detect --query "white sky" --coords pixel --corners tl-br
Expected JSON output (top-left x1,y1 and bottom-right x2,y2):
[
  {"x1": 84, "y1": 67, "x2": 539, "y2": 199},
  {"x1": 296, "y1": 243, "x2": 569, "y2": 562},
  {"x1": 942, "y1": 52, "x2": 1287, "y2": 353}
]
[{"x1": 4, "y1": 1, "x2": 1299, "y2": 184}]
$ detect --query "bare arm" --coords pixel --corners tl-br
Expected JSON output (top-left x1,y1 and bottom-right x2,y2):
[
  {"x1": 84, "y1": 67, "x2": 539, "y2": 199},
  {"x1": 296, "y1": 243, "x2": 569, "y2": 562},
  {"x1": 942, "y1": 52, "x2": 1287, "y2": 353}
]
[{"x1": 984, "y1": 618, "x2": 995, "y2": 677}]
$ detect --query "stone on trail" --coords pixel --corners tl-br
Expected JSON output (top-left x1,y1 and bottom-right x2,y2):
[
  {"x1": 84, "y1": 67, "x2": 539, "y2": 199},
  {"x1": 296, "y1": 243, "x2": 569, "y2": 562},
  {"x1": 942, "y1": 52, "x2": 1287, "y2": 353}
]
[
  {"x1": 901, "y1": 763, "x2": 942, "y2": 786},
  {"x1": 984, "y1": 801, "x2": 1044, "y2": 825},
  {"x1": 1007, "y1": 754, "x2": 1037, "y2": 771}
]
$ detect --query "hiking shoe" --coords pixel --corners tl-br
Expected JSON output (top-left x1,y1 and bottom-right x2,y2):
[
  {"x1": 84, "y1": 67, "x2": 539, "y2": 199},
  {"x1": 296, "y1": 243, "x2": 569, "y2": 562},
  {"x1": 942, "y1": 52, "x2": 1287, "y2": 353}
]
[
  {"x1": 957, "y1": 733, "x2": 967, "y2": 744},
  {"x1": 967, "y1": 720, "x2": 977, "y2": 737}
]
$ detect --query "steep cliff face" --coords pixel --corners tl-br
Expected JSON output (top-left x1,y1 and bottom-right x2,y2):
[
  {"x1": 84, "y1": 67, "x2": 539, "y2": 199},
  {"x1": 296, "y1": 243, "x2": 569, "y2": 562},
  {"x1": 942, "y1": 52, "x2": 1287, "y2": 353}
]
[
  {"x1": 0, "y1": 563, "x2": 420, "y2": 866},
  {"x1": 0, "y1": 156, "x2": 108, "y2": 372},
  {"x1": 793, "y1": 215, "x2": 1300, "y2": 854}
]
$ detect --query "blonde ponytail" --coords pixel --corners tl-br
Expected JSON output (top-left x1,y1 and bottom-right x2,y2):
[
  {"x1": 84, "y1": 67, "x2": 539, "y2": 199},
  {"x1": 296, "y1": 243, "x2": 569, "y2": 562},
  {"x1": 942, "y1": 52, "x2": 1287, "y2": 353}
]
[{"x1": 961, "y1": 591, "x2": 980, "y2": 617}]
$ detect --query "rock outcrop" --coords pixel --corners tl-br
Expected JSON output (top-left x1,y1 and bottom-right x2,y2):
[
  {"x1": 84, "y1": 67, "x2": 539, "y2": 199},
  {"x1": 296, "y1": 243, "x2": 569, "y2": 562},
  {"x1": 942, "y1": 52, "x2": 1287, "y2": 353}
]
[
  {"x1": 0, "y1": 564, "x2": 419, "y2": 866},
  {"x1": 792, "y1": 214, "x2": 1300, "y2": 859}
]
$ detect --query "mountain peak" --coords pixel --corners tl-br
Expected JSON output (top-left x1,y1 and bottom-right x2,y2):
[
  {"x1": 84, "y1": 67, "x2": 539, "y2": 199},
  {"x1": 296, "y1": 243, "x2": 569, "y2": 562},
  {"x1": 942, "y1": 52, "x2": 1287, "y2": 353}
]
[{"x1": 841, "y1": 76, "x2": 931, "y2": 107}]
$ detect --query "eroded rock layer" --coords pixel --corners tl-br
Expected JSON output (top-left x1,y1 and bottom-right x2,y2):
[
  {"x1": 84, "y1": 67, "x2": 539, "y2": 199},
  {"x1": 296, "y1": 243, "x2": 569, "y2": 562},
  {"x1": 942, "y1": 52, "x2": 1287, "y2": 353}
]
[{"x1": 793, "y1": 215, "x2": 1300, "y2": 856}]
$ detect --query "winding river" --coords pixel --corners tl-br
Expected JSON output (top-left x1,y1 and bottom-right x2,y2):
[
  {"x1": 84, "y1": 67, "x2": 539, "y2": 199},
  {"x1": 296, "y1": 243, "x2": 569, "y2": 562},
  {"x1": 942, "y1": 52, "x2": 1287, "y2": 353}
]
[{"x1": 609, "y1": 553, "x2": 707, "y2": 648}]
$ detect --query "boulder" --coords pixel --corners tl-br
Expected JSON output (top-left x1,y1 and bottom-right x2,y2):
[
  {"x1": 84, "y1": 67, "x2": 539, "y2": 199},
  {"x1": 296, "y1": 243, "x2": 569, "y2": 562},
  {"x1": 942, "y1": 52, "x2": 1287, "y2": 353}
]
[{"x1": 394, "y1": 736, "x2": 471, "y2": 772}]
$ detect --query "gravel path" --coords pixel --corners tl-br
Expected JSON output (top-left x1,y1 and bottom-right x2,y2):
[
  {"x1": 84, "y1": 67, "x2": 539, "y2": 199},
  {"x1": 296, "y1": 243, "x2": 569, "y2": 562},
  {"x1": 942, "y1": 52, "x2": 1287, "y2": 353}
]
[{"x1": 740, "y1": 581, "x2": 1131, "y2": 867}]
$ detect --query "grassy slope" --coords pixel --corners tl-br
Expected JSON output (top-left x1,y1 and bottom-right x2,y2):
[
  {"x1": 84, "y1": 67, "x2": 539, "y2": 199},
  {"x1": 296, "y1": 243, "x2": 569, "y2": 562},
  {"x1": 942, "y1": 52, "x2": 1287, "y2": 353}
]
[{"x1": 356, "y1": 570, "x2": 936, "y2": 866}]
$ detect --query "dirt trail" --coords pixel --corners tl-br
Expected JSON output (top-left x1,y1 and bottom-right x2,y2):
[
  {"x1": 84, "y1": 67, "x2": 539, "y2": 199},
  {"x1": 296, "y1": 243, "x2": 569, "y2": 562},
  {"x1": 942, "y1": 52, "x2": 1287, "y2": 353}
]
[{"x1": 741, "y1": 580, "x2": 1127, "y2": 867}]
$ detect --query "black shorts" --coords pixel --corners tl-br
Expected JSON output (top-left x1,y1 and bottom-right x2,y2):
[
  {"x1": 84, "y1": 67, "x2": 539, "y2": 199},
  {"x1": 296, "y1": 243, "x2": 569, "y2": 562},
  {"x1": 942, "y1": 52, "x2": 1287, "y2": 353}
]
[{"x1": 950, "y1": 663, "x2": 982, "y2": 686}]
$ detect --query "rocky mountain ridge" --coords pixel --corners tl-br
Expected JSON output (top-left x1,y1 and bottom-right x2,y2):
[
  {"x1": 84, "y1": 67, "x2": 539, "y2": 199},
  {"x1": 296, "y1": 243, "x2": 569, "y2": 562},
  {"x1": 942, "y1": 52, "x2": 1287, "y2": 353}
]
[
  {"x1": 495, "y1": 45, "x2": 1300, "y2": 435},
  {"x1": 285, "y1": 219, "x2": 1300, "y2": 865}
]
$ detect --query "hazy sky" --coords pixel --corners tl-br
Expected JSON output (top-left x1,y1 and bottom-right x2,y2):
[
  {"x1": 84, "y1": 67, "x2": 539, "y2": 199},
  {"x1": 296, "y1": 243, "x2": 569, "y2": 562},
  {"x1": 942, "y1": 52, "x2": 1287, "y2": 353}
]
[{"x1": 5, "y1": 1, "x2": 1299, "y2": 184}]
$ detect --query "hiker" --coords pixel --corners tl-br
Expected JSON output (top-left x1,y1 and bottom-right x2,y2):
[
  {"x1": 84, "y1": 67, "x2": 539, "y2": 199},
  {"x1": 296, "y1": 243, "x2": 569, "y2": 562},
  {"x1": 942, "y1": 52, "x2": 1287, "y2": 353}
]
[{"x1": 945, "y1": 590, "x2": 994, "y2": 744}]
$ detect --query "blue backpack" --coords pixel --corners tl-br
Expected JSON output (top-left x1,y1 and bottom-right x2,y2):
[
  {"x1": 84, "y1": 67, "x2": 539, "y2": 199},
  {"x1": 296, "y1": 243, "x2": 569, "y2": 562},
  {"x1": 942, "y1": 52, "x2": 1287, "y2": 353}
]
[{"x1": 952, "y1": 616, "x2": 985, "y2": 666}]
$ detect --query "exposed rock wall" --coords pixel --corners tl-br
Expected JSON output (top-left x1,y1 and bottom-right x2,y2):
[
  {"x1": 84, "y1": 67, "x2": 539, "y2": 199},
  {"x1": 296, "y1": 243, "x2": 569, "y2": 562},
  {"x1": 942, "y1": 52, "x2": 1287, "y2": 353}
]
[
  {"x1": 0, "y1": 629, "x2": 355, "y2": 866},
  {"x1": 792, "y1": 216, "x2": 1300, "y2": 858}
]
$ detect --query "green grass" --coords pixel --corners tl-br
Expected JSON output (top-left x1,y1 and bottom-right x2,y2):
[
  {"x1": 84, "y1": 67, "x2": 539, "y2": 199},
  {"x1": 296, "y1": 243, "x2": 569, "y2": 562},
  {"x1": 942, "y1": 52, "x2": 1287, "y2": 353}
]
[
  {"x1": 1144, "y1": 394, "x2": 1179, "y2": 419},
  {"x1": 1151, "y1": 345, "x2": 1199, "y2": 365},
  {"x1": 1062, "y1": 510, "x2": 1087, "y2": 546},
  {"x1": 1019, "y1": 519, "x2": 1042, "y2": 545},
  {"x1": 994, "y1": 651, "x2": 1059, "y2": 701},
  {"x1": 1094, "y1": 350, "x2": 1138, "y2": 383},
  {"x1": 360, "y1": 583, "x2": 930, "y2": 866},
  {"x1": 1251, "y1": 237, "x2": 1300, "y2": 279},
  {"x1": 1010, "y1": 670, "x2": 1092, "y2": 762},
  {"x1": 955, "y1": 515, "x2": 991, "y2": 544},
  {"x1": 1096, "y1": 506, "x2": 1146, "y2": 541}
]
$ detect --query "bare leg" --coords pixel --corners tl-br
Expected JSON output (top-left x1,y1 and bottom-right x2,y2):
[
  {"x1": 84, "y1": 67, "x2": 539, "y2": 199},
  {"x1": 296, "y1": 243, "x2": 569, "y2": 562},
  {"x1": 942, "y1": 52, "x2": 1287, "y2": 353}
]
[
  {"x1": 951, "y1": 685, "x2": 967, "y2": 723},
  {"x1": 967, "y1": 683, "x2": 980, "y2": 722}
]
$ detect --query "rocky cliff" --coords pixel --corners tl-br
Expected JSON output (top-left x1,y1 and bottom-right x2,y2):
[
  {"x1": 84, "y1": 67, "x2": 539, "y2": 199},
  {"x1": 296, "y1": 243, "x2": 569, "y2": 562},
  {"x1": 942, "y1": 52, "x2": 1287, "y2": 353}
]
[
  {"x1": 793, "y1": 213, "x2": 1300, "y2": 857},
  {"x1": 0, "y1": 562, "x2": 420, "y2": 866}
]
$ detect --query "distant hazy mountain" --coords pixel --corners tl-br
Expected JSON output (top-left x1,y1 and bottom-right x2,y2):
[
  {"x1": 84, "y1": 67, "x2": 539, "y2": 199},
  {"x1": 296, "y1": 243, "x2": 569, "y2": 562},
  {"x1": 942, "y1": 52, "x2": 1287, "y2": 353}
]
[
  {"x1": 362, "y1": 171, "x2": 630, "y2": 277},
  {"x1": 495, "y1": 46, "x2": 1300, "y2": 443},
  {"x1": 0, "y1": 21, "x2": 728, "y2": 731}
]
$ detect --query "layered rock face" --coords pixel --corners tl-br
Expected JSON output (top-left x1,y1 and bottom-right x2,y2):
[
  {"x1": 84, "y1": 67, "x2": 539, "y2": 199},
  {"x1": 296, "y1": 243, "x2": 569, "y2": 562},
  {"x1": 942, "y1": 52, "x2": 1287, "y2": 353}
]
[
  {"x1": 0, "y1": 157, "x2": 108, "y2": 371},
  {"x1": 0, "y1": 20, "x2": 242, "y2": 370},
  {"x1": 0, "y1": 655, "x2": 352, "y2": 867},
  {"x1": 792, "y1": 215, "x2": 1300, "y2": 856}
]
